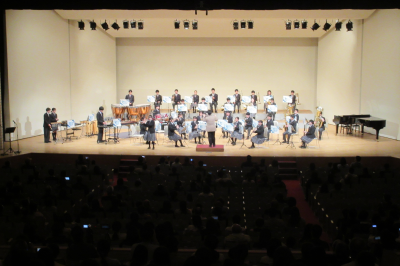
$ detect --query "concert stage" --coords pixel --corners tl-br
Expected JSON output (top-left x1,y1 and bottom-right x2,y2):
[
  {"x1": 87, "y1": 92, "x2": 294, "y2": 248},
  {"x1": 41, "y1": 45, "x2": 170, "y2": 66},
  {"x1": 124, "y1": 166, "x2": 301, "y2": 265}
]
[{"x1": 1, "y1": 123, "x2": 399, "y2": 160}]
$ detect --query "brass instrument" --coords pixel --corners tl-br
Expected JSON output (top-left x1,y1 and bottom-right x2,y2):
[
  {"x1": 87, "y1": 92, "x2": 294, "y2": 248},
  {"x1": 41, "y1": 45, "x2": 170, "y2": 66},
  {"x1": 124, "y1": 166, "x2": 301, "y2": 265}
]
[
  {"x1": 315, "y1": 106, "x2": 323, "y2": 127},
  {"x1": 172, "y1": 94, "x2": 176, "y2": 103},
  {"x1": 282, "y1": 121, "x2": 295, "y2": 132}
]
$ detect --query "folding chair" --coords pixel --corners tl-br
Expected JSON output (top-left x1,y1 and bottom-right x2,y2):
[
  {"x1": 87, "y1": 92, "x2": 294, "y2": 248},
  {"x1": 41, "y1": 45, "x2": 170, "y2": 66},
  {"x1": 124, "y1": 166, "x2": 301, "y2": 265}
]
[{"x1": 129, "y1": 124, "x2": 144, "y2": 145}]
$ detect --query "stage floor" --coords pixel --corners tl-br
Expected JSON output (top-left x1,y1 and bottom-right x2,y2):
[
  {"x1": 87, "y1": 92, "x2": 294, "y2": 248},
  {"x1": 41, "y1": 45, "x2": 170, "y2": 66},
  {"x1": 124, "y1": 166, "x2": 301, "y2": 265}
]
[{"x1": 2, "y1": 125, "x2": 400, "y2": 159}]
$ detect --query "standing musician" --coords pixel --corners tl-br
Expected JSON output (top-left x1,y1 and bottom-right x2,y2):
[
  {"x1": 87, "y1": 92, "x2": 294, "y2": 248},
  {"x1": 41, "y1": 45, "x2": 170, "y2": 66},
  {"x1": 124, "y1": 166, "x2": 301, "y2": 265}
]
[
  {"x1": 168, "y1": 117, "x2": 185, "y2": 147},
  {"x1": 222, "y1": 111, "x2": 233, "y2": 138},
  {"x1": 139, "y1": 117, "x2": 148, "y2": 137},
  {"x1": 282, "y1": 114, "x2": 297, "y2": 144},
  {"x1": 96, "y1": 106, "x2": 106, "y2": 143},
  {"x1": 153, "y1": 105, "x2": 161, "y2": 119},
  {"x1": 265, "y1": 114, "x2": 274, "y2": 141},
  {"x1": 50, "y1": 107, "x2": 59, "y2": 141},
  {"x1": 233, "y1": 89, "x2": 241, "y2": 113},
  {"x1": 264, "y1": 90, "x2": 273, "y2": 111},
  {"x1": 244, "y1": 112, "x2": 253, "y2": 140},
  {"x1": 230, "y1": 117, "x2": 243, "y2": 146},
  {"x1": 172, "y1": 89, "x2": 181, "y2": 110},
  {"x1": 177, "y1": 112, "x2": 187, "y2": 139},
  {"x1": 267, "y1": 98, "x2": 277, "y2": 121},
  {"x1": 202, "y1": 111, "x2": 218, "y2": 148},
  {"x1": 179, "y1": 99, "x2": 187, "y2": 119},
  {"x1": 155, "y1": 90, "x2": 162, "y2": 107},
  {"x1": 294, "y1": 109, "x2": 300, "y2": 122},
  {"x1": 317, "y1": 112, "x2": 326, "y2": 140},
  {"x1": 143, "y1": 115, "x2": 156, "y2": 150},
  {"x1": 125, "y1": 90, "x2": 134, "y2": 106},
  {"x1": 43, "y1": 107, "x2": 52, "y2": 143},
  {"x1": 209, "y1": 88, "x2": 218, "y2": 113},
  {"x1": 223, "y1": 98, "x2": 234, "y2": 119},
  {"x1": 249, "y1": 120, "x2": 265, "y2": 149},
  {"x1": 189, "y1": 116, "x2": 202, "y2": 144},
  {"x1": 191, "y1": 90, "x2": 199, "y2": 113},
  {"x1": 301, "y1": 120, "x2": 316, "y2": 149},
  {"x1": 290, "y1": 90, "x2": 296, "y2": 114}
]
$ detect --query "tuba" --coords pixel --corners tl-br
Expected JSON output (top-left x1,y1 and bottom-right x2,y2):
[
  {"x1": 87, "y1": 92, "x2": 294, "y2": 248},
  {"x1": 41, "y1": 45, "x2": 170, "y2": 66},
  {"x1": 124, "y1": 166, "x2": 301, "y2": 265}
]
[{"x1": 315, "y1": 106, "x2": 323, "y2": 127}]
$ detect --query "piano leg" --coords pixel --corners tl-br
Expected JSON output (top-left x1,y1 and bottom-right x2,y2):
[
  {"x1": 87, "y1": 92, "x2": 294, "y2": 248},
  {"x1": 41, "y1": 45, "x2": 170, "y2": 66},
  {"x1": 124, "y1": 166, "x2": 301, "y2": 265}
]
[
  {"x1": 375, "y1": 129, "x2": 380, "y2": 142},
  {"x1": 336, "y1": 124, "x2": 339, "y2": 135}
]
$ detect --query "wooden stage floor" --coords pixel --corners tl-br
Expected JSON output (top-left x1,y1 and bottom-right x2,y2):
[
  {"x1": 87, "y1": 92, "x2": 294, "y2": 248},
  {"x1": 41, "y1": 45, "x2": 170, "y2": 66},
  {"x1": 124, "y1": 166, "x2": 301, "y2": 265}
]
[{"x1": 2, "y1": 125, "x2": 400, "y2": 159}]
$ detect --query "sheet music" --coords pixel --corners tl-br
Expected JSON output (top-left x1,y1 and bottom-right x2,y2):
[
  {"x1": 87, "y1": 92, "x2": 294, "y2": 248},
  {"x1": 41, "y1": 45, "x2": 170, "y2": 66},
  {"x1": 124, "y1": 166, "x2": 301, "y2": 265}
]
[
  {"x1": 113, "y1": 119, "x2": 121, "y2": 127},
  {"x1": 224, "y1": 104, "x2": 234, "y2": 111},
  {"x1": 88, "y1": 114, "x2": 94, "y2": 122},
  {"x1": 184, "y1": 96, "x2": 192, "y2": 103},
  {"x1": 205, "y1": 96, "x2": 212, "y2": 103},
  {"x1": 178, "y1": 105, "x2": 188, "y2": 112},
  {"x1": 242, "y1": 96, "x2": 251, "y2": 104},
  {"x1": 120, "y1": 99, "x2": 129, "y2": 106},
  {"x1": 147, "y1": 96, "x2": 155, "y2": 103},
  {"x1": 163, "y1": 96, "x2": 172, "y2": 103},
  {"x1": 267, "y1": 105, "x2": 277, "y2": 112},
  {"x1": 217, "y1": 119, "x2": 227, "y2": 128},
  {"x1": 283, "y1": 96, "x2": 292, "y2": 103},
  {"x1": 67, "y1": 120, "x2": 75, "y2": 129},
  {"x1": 270, "y1": 126, "x2": 279, "y2": 134},
  {"x1": 263, "y1": 96, "x2": 272, "y2": 103},
  {"x1": 247, "y1": 106, "x2": 257, "y2": 113},
  {"x1": 198, "y1": 104, "x2": 208, "y2": 111}
]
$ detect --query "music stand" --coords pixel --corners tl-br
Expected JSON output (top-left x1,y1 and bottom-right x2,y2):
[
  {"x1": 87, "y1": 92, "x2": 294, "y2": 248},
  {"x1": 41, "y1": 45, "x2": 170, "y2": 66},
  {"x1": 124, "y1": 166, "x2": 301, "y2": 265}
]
[{"x1": 2, "y1": 127, "x2": 16, "y2": 156}]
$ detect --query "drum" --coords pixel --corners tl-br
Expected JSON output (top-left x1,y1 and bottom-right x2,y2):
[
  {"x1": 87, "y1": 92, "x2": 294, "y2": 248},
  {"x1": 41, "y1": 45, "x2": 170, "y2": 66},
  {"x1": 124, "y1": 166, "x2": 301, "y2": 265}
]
[
  {"x1": 85, "y1": 121, "x2": 92, "y2": 134},
  {"x1": 92, "y1": 120, "x2": 98, "y2": 134},
  {"x1": 111, "y1": 104, "x2": 124, "y2": 119},
  {"x1": 143, "y1": 104, "x2": 151, "y2": 116},
  {"x1": 127, "y1": 106, "x2": 139, "y2": 121}
]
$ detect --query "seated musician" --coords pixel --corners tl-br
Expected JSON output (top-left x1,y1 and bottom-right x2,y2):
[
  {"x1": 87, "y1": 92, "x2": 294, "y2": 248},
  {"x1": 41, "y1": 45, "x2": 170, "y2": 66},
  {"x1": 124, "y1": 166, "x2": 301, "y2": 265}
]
[
  {"x1": 249, "y1": 120, "x2": 265, "y2": 149},
  {"x1": 244, "y1": 112, "x2": 253, "y2": 140},
  {"x1": 223, "y1": 97, "x2": 233, "y2": 119},
  {"x1": 265, "y1": 113, "x2": 274, "y2": 141},
  {"x1": 125, "y1": 90, "x2": 134, "y2": 106},
  {"x1": 267, "y1": 98, "x2": 277, "y2": 121},
  {"x1": 50, "y1": 107, "x2": 59, "y2": 141},
  {"x1": 222, "y1": 111, "x2": 233, "y2": 138},
  {"x1": 179, "y1": 99, "x2": 187, "y2": 119},
  {"x1": 144, "y1": 115, "x2": 156, "y2": 150},
  {"x1": 177, "y1": 112, "x2": 187, "y2": 139},
  {"x1": 155, "y1": 90, "x2": 162, "y2": 107},
  {"x1": 172, "y1": 89, "x2": 181, "y2": 110},
  {"x1": 282, "y1": 114, "x2": 297, "y2": 144},
  {"x1": 294, "y1": 109, "x2": 300, "y2": 122},
  {"x1": 264, "y1": 90, "x2": 273, "y2": 111},
  {"x1": 168, "y1": 117, "x2": 185, "y2": 147},
  {"x1": 318, "y1": 112, "x2": 326, "y2": 140},
  {"x1": 197, "y1": 111, "x2": 206, "y2": 137},
  {"x1": 301, "y1": 120, "x2": 316, "y2": 149},
  {"x1": 191, "y1": 90, "x2": 199, "y2": 113},
  {"x1": 153, "y1": 105, "x2": 161, "y2": 118},
  {"x1": 189, "y1": 116, "x2": 201, "y2": 144},
  {"x1": 230, "y1": 117, "x2": 243, "y2": 145}
]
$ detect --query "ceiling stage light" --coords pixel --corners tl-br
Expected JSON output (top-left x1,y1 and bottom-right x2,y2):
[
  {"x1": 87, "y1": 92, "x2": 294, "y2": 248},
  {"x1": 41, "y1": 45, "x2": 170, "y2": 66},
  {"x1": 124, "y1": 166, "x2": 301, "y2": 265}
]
[
  {"x1": 123, "y1": 20, "x2": 129, "y2": 29},
  {"x1": 101, "y1": 20, "x2": 109, "y2": 31},
  {"x1": 240, "y1": 20, "x2": 246, "y2": 29},
  {"x1": 111, "y1": 21, "x2": 120, "y2": 30},
  {"x1": 346, "y1": 20, "x2": 353, "y2": 31},
  {"x1": 192, "y1": 20, "x2": 198, "y2": 30},
  {"x1": 138, "y1": 20, "x2": 144, "y2": 30},
  {"x1": 174, "y1": 19, "x2": 180, "y2": 29},
  {"x1": 311, "y1": 20, "x2": 320, "y2": 31},
  {"x1": 335, "y1": 20, "x2": 342, "y2": 31},
  {"x1": 285, "y1": 20, "x2": 292, "y2": 30},
  {"x1": 183, "y1": 20, "x2": 190, "y2": 29},
  {"x1": 301, "y1": 20, "x2": 307, "y2": 29},
  {"x1": 90, "y1": 21, "x2": 96, "y2": 30},
  {"x1": 294, "y1": 20, "x2": 300, "y2": 29},
  {"x1": 248, "y1": 20, "x2": 254, "y2": 29},
  {"x1": 233, "y1": 20, "x2": 239, "y2": 30},
  {"x1": 78, "y1": 20, "x2": 85, "y2": 30},
  {"x1": 323, "y1": 20, "x2": 331, "y2": 31},
  {"x1": 130, "y1": 20, "x2": 136, "y2": 29}
]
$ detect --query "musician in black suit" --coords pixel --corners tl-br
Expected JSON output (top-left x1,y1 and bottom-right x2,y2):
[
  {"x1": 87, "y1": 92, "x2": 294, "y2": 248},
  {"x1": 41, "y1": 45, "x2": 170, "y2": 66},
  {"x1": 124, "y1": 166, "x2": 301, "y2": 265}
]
[
  {"x1": 172, "y1": 89, "x2": 181, "y2": 110},
  {"x1": 191, "y1": 90, "x2": 199, "y2": 113},
  {"x1": 209, "y1": 88, "x2": 218, "y2": 113},
  {"x1": 230, "y1": 117, "x2": 243, "y2": 145},
  {"x1": 249, "y1": 120, "x2": 265, "y2": 149},
  {"x1": 155, "y1": 90, "x2": 162, "y2": 107},
  {"x1": 223, "y1": 98, "x2": 234, "y2": 119},
  {"x1": 177, "y1": 112, "x2": 187, "y2": 139},
  {"x1": 153, "y1": 105, "x2": 161, "y2": 118},
  {"x1": 244, "y1": 112, "x2": 253, "y2": 140},
  {"x1": 233, "y1": 89, "x2": 241, "y2": 113},
  {"x1": 96, "y1": 106, "x2": 106, "y2": 143},
  {"x1": 301, "y1": 120, "x2": 316, "y2": 148},
  {"x1": 290, "y1": 90, "x2": 296, "y2": 113},
  {"x1": 43, "y1": 107, "x2": 52, "y2": 143},
  {"x1": 189, "y1": 116, "x2": 201, "y2": 144},
  {"x1": 265, "y1": 114, "x2": 274, "y2": 141},
  {"x1": 168, "y1": 117, "x2": 185, "y2": 147},
  {"x1": 222, "y1": 111, "x2": 233, "y2": 138},
  {"x1": 317, "y1": 112, "x2": 326, "y2": 140},
  {"x1": 267, "y1": 98, "x2": 277, "y2": 121},
  {"x1": 282, "y1": 114, "x2": 297, "y2": 144},
  {"x1": 294, "y1": 109, "x2": 300, "y2": 122},
  {"x1": 125, "y1": 90, "x2": 134, "y2": 106},
  {"x1": 49, "y1": 107, "x2": 59, "y2": 141},
  {"x1": 250, "y1": 90, "x2": 257, "y2": 106}
]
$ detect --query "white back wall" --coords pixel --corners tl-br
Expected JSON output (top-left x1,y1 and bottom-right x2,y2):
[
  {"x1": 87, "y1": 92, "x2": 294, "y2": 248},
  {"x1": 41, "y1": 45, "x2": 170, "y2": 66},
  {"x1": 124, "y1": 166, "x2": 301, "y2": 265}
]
[
  {"x1": 116, "y1": 38, "x2": 318, "y2": 112},
  {"x1": 361, "y1": 10, "x2": 400, "y2": 140},
  {"x1": 316, "y1": 20, "x2": 363, "y2": 125},
  {"x1": 6, "y1": 10, "x2": 71, "y2": 139}
]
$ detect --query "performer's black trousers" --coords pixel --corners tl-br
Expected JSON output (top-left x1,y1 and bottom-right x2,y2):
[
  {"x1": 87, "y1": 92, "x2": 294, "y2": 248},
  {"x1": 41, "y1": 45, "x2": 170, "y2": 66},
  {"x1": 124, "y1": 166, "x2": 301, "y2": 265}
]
[{"x1": 208, "y1": 131, "x2": 216, "y2": 147}]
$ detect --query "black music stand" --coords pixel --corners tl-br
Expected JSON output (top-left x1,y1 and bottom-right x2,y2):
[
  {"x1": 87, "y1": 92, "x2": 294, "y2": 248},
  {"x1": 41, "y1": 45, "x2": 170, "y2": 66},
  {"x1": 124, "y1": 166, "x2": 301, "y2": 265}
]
[{"x1": 1, "y1": 127, "x2": 16, "y2": 156}]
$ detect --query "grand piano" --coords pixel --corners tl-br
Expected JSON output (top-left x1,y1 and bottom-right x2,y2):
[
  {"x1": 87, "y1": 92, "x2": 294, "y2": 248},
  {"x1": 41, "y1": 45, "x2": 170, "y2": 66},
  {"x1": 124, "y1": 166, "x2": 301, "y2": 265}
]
[{"x1": 333, "y1": 114, "x2": 386, "y2": 141}]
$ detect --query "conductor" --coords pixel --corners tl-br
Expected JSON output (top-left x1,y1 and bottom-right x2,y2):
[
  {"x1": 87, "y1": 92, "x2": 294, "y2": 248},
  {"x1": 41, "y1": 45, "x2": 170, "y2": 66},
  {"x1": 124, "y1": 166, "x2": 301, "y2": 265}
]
[{"x1": 202, "y1": 111, "x2": 218, "y2": 147}]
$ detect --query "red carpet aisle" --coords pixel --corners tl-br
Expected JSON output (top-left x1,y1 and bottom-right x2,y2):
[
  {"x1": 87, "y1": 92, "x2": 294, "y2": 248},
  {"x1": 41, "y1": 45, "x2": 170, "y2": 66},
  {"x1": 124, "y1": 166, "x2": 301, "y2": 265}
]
[{"x1": 283, "y1": 180, "x2": 332, "y2": 245}]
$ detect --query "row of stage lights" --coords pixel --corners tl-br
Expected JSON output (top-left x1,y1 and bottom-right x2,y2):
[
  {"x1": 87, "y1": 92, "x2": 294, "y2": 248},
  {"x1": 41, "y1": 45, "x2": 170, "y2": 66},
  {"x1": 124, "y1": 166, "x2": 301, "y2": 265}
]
[
  {"x1": 78, "y1": 19, "x2": 353, "y2": 32},
  {"x1": 285, "y1": 19, "x2": 353, "y2": 31},
  {"x1": 78, "y1": 20, "x2": 144, "y2": 30}
]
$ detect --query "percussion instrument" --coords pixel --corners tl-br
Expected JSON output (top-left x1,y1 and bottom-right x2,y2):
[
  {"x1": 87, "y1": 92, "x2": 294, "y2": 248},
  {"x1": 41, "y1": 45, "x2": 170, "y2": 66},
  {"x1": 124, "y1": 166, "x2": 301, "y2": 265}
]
[
  {"x1": 136, "y1": 104, "x2": 151, "y2": 119},
  {"x1": 92, "y1": 120, "x2": 98, "y2": 134},
  {"x1": 111, "y1": 104, "x2": 126, "y2": 119},
  {"x1": 127, "y1": 106, "x2": 139, "y2": 122}
]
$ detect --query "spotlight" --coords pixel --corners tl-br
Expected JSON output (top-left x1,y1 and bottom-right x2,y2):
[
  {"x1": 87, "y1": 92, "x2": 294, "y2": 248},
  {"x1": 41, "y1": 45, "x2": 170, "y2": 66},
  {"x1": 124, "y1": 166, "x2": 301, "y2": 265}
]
[
  {"x1": 111, "y1": 21, "x2": 120, "y2": 30},
  {"x1": 138, "y1": 20, "x2": 144, "y2": 30},
  {"x1": 130, "y1": 20, "x2": 136, "y2": 29},
  {"x1": 311, "y1": 20, "x2": 320, "y2": 31},
  {"x1": 123, "y1": 20, "x2": 129, "y2": 29},
  {"x1": 285, "y1": 20, "x2": 292, "y2": 30},
  {"x1": 233, "y1": 20, "x2": 239, "y2": 30},
  {"x1": 335, "y1": 20, "x2": 342, "y2": 31},
  {"x1": 174, "y1": 19, "x2": 180, "y2": 29},
  {"x1": 346, "y1": 20, "x2": 353, "y2": 31},
  {"x1": 240, "y1": 20, "x2": 246, "y2": 29},
  {"x1": 248, "y1": 20, "x2": 254, "y2": 29},
  {"x1": 183, "y1": 20, "x2": 190, "y2": 30},
  {"x1": 294, "y1": 20, "x2": 300, "y2": 29},
  {"x1": 101, "y1": 20, "x2": 109, "y2": 31},
  {"x1": 90, "y1": 20, "x2": 96, "y2": 30},
  {"x1": 78, "y1": 20, "x2": 85, "y2": 30},
  {"x1": 323, "y1": 20, "x2": 331, "y2": 31},
  {"x1": 301, "y1": 19, "x2": 307, "y2": 29},
  {"x1": 192, "y1": 20, "x2": 198, "y2": 30}
]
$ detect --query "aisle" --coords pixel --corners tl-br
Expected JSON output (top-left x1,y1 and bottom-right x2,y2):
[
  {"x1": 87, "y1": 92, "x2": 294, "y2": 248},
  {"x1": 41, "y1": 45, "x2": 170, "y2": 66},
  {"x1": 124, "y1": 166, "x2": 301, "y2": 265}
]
[{"x1": 283, "y1": 180, "x2": 332, "y2": 244}]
